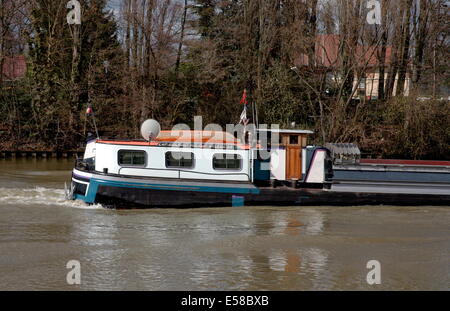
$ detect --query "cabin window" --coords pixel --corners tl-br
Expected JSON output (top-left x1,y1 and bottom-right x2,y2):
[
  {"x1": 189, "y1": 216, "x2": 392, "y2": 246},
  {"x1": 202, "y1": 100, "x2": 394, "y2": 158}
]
[
  {"x1": 73, "y1": 182, "x2": 87, "y2": 196},
  {"x1": 289, "y1": 135, "x2": 299, "y2": 145},
  {"x1": 165, "y1": 152, "x2": 194, "y2": 168},
  {"x1": 118, "y1": 150, "x2": 146, "y2": 166},
  {"x1": 213, "y1": 154, "x2": 242, "y2": 170}
]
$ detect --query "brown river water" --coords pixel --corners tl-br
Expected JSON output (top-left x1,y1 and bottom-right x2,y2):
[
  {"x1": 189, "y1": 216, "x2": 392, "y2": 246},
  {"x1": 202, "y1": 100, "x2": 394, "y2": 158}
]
[{"x1": 0, "y1": 158, "x2": 449, "y2": 291}]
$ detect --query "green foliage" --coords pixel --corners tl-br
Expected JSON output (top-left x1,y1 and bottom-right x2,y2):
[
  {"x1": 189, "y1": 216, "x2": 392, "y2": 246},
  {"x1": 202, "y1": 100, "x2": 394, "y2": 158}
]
[
  {"x1": 191, "y1": 0, "x2": 216, "y2": 38},
  {"x1": 0, "y1": 80, "x2": 33, "y2": 150},
  {"x1": 260, "y1": 63, "x2": 307, "y2": 127},
  {"x1": 381, "y1": 98, "x2": 450, "y2": 160},
  {"x1": 20, "y1": 0, "x2": 124, "y2": 149}
]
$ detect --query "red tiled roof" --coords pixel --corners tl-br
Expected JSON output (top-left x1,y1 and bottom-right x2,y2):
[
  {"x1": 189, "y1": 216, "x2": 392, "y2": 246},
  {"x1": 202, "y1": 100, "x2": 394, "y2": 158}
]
[{"x1": 1, "y1": 55, "x2": 27, "y2": 80}]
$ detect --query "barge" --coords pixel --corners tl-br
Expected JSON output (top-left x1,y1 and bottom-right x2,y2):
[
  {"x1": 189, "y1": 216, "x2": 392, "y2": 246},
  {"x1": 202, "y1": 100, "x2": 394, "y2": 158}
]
[{"x1": 68, "y1": 120, "x2": 450, "y2": 208}]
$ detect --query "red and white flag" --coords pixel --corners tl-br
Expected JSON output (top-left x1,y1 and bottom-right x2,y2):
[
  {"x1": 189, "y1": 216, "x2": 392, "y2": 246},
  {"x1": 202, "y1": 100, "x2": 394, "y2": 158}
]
[
  {"x1": 239, "y1": 89, "x2": 249, "y2": 125},
  {"x1": 240, "y1": 89, "x2": 248, "y2": 106}
]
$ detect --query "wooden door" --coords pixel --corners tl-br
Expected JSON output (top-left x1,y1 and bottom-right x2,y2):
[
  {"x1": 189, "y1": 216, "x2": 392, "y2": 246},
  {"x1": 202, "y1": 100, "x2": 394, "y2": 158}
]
[{"x1": 286, "y1": 146, "x2": 302, "y2": 180}]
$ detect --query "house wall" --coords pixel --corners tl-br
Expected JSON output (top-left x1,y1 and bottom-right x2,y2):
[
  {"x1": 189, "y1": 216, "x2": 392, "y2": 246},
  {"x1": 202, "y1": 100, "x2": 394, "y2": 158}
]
[
  {"x1": 353, "y1": 72, "x2": 411, "y2": 99},
  {"x1": 1, "y1": 55, "x2": 26, "y2": 81}
]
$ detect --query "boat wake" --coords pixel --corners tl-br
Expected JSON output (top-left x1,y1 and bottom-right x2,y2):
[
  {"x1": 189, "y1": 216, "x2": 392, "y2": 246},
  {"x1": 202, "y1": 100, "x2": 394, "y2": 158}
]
[{"x1": 0, "y1": 186, "x2": 104, "y2": 209}]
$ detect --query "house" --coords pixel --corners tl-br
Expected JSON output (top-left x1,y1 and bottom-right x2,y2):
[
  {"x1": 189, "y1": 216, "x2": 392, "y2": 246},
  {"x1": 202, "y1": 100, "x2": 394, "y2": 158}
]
[
  {"x1": 295, "y1": 34, "x2": 411, "y2": 99},
  {"x1": 1, "y1": 55, "x2": 27, "y2": 82}
]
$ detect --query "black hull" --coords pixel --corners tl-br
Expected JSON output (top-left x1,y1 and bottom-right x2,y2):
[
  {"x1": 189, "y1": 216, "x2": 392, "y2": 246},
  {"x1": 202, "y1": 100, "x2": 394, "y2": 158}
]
[{"x1": 94, "y1": 184, "x2": 450, "y2": 209}]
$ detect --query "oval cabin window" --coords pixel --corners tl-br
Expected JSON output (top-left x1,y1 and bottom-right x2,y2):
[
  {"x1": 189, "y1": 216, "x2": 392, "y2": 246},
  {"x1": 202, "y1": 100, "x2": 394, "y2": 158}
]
[
  {"x1": 165, "y1": 152, "x2": 194, "y2": 168},
  {"x1": 213, "y1": 154, "x2": 242, "y2": 170},
  {"x1": 118, "y1": 150, "x2": 146, "y2": 166}
]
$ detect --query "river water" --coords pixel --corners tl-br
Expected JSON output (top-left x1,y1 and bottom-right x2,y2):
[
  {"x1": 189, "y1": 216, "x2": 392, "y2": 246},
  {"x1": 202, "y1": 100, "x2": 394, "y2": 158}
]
[{"x1": 0, "y1": 159, "x2": 448, "y2": 291}]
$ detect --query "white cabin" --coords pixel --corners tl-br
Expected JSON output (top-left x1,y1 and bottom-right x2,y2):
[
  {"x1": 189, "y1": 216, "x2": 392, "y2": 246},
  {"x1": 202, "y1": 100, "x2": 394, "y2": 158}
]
[{"x1": 86, "y1": 131, "x2": 253, "y2": 182}]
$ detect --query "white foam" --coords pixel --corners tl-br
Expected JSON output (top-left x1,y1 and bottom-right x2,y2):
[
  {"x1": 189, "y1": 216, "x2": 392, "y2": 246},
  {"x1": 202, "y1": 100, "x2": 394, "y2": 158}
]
[{"x1": 0, "y1": 186, "x2": 105, "y2": 209}]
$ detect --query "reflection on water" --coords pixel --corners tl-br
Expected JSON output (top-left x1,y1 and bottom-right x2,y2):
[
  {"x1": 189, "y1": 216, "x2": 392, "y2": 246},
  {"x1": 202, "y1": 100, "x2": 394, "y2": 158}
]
[{"x1": 0, "y1": 159, "x2": 449, "y2": 290}]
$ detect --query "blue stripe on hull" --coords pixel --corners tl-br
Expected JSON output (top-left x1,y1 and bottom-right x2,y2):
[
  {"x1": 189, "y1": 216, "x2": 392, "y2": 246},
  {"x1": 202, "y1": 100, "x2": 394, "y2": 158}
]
[{"x1": 74, "y1": 176, "x2": 260, "y2": 204}]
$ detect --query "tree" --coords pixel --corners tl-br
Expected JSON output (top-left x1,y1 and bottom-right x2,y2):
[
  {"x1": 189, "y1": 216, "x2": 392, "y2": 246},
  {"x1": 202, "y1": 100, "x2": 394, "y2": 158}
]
[{"x1": 26, "y1": 0, "x2": 123, "y2": 149}]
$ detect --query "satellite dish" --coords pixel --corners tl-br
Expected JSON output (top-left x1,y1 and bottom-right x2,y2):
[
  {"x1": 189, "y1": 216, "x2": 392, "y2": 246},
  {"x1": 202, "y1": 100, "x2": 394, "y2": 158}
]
[{"x1": 141, "y1": 119, "x2": 161, "y2": 141}]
